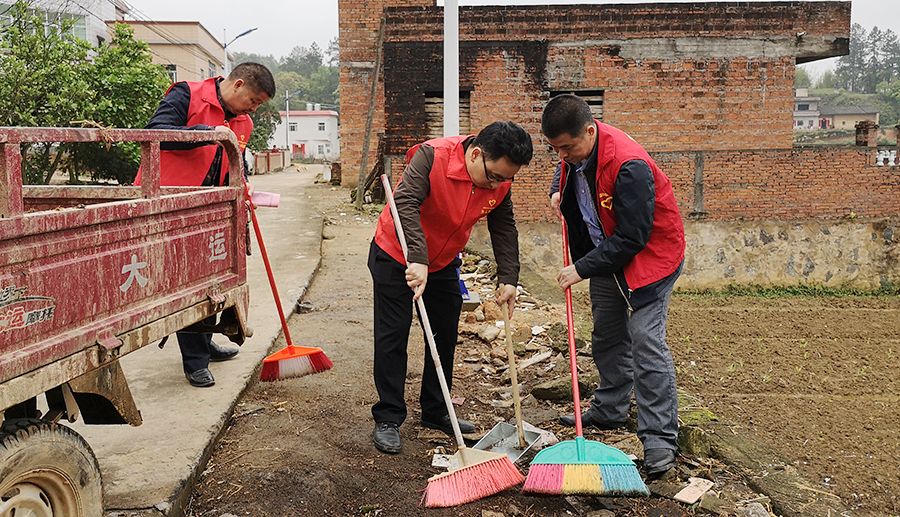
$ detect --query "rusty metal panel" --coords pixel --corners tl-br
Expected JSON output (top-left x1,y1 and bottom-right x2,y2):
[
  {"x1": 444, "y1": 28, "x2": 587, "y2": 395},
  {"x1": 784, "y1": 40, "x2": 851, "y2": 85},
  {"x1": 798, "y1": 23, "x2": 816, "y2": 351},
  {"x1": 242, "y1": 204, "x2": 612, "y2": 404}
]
[
  {"x1": 0, "y1": 144, "x2": 24, "y2": 218},
  {"x1": 0, "y1": 127, "x2": 249, "y2": 394}
]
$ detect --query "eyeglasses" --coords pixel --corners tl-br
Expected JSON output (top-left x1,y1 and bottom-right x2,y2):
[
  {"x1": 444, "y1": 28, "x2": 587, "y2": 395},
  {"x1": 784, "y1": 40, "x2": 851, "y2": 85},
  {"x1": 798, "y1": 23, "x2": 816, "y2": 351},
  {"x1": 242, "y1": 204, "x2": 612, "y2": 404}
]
[{"x1": 480, "y1": 148, "x2": 514, "y2": 183}]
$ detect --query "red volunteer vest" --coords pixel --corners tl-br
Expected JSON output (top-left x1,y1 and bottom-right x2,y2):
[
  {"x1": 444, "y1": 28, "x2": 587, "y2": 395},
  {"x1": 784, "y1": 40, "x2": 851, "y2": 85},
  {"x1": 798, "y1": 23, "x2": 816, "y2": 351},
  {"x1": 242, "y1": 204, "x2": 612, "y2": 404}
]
[
  {"x1": 560, "y1": 121, "x2": 685, "y2": 290},
  {"x1": 135, "y1": 77, "x2": 253, "y2": 186},
  {"x1": 374, "y1": 136, "x2": 512, "y2": 271}
]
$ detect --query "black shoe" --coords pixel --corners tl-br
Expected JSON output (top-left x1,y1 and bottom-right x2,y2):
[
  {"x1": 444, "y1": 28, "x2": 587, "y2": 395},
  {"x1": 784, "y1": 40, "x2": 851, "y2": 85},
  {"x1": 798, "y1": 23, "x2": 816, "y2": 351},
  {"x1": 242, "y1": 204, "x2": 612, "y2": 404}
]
[
  {"x1": 373, "y1": 422, "x2": 401, "y2": 454},
  {"x1": 185, "y1": 368, "x2": 215, "y2": 387},
  {"x1": 421, "y1": 414, "x2": 476, "y2": 435},
  {"x1": 208, "y1": 341, "x2": 239, "y2": 362},
  {"x1": 559, "y1": 410, "x2": 625, "y2": 430},
  {"x1": 643, "y1": 448, "x2": 677, "y2": 477}
]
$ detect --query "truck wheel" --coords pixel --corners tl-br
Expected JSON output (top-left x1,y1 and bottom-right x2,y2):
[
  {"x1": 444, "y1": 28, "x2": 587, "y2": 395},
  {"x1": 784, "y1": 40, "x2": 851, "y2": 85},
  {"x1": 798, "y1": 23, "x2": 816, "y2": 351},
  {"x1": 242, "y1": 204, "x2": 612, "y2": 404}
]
[{"x1": 0, "y1": 418, "x2": 102, "y2": 517}]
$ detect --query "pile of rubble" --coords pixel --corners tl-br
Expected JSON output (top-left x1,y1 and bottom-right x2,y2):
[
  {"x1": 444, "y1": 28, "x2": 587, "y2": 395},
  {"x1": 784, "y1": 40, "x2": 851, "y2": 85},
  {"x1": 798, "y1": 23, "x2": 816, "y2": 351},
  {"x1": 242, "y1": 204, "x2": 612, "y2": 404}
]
[{"x1": 442, "y1": 254, "x2": 783, "y2": 517}]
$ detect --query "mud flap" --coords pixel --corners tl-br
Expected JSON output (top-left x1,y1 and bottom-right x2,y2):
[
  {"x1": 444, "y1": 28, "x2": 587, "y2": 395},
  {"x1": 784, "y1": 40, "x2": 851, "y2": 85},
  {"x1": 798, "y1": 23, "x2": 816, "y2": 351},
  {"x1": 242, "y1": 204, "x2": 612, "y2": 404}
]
[{"x1": 67, "y1": 360, "x2": 142, "y2": 426}]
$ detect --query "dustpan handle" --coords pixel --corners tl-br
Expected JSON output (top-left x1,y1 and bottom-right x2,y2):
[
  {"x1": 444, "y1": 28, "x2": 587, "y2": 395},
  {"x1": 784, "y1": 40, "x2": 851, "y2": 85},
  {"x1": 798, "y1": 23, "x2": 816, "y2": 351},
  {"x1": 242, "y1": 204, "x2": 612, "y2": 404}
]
[
  {"x1": 502, "y1": 309, "x2": 527, "y2": 449},
  {"x1": 243, "y1": 180, "x2": 294, "y2": 348},
  {"x1": 562, "y1": 222, "x2": 584, "y2": 437},
  {"x1": 380, "y1": 175, "x2": 467, "y2": 449}
]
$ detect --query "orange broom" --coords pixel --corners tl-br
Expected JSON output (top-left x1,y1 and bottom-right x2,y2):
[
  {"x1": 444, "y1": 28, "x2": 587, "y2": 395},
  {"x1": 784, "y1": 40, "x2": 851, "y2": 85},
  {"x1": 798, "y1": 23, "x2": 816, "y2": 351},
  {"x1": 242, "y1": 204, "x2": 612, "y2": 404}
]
[
  {"x1": 242, "y1": 181, "x2": 332, "y2": 381},
  {"x1": 380, "y1": 174, "x2": 523, "y2": 507}
]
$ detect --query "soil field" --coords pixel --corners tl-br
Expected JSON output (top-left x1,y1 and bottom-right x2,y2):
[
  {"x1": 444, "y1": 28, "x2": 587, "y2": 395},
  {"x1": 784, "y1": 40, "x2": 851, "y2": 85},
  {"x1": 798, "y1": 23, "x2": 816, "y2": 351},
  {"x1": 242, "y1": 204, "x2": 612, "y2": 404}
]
[{"x1": 668, "y1": 295, "x2": 900, "y2": 516}]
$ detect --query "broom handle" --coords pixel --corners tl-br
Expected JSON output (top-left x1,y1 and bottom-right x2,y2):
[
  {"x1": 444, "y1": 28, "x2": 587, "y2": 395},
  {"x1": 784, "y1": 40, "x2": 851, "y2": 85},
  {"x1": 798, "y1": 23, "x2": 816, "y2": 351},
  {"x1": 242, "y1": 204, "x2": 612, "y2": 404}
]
[
  {"x1": 243, "y1": 181, "x2": 294, "y2": 348},
  {"x1": 380, "y1": 175, "x2": 467, "y2": 449},
  {"x1": 562, "y1": 222, "x2": 584, "y2": 438},
  {"x1": 503, "y1": 309, "x2": 527, "y2": 449}
]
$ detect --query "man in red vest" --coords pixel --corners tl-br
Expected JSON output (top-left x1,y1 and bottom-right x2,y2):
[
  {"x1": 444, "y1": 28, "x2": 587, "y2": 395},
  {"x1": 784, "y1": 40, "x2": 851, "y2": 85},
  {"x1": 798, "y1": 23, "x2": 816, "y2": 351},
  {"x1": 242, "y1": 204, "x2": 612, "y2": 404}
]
[
  {"x1": 543, "y1": 94, "x2": 686, "y2": 477},
  {"x1": 141, "y1": 62, "x2": 275, "y2": 387},
  {"x1": 369, "y1": 121, "x2": 533, "y2": 454}
]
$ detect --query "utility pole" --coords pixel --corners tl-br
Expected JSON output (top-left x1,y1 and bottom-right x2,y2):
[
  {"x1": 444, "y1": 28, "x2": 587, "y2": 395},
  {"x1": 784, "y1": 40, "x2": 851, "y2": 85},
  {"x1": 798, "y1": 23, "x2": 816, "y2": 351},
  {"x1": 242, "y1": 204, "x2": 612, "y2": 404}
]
[
  {"x1": 223, "y1": 27, "x2": 258, "y2": 75},
  {"x1": 285, "y1": 91, "x2": 290, "y2": 151},
  {"x1": 443, "y1": 0, "x2": 459, "y2": 137}
]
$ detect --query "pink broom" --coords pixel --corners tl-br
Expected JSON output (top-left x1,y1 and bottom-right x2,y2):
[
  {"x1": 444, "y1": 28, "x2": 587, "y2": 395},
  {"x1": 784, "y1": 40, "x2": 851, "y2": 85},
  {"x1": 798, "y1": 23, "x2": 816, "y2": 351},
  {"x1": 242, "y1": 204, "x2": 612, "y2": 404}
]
[{"x1": 380, "y1": 174, "x2": 523, "y2": 507}]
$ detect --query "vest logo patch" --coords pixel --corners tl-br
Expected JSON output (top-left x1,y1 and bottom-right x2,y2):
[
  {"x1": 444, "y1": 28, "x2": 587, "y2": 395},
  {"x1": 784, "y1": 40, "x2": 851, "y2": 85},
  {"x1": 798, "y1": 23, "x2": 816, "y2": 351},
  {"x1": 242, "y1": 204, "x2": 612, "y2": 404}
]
[
  {"x1": 598, "y1": 192, "x2": 613, "y2": 210},
  {"x1": 481, "y1": 198, "x2": 498, "y2": 215}
]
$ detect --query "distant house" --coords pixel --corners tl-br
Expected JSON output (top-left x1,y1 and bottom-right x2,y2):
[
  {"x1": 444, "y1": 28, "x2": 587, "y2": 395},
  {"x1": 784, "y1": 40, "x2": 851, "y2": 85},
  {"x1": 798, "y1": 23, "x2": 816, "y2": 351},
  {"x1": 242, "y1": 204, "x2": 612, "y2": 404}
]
[
  {"x1": 109, "y1": 20, "x2": 226, "y2": 83},
  {"x1": 819, "y1": 105, "x2": 880, "y2": 130},
  {"x1": 270, "y1": 109, "x2": 339, "y2": 161},
  {"x1": 1, "y1": 0, "x2": 127, "y2": 47},
  {"x1": 793, "y1": 88, "x2": 822, "y2": 131}
]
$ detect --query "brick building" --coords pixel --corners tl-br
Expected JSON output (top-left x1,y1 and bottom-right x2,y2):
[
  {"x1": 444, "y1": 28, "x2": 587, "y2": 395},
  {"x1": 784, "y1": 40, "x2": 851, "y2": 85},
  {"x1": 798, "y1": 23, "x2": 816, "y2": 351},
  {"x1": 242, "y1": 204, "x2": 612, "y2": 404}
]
[{"x1": 339, "y1": 1, "x2": 900, "y2": 229}]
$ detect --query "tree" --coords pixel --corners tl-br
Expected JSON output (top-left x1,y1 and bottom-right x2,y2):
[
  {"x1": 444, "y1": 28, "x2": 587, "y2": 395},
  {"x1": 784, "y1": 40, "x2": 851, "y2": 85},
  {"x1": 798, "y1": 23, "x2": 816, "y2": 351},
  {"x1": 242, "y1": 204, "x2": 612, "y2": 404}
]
[
  {"x1": 795, "y1": 67, "x2": 812, "y2": 89},
  {"x1": 325, "y1": 37, "x2": 339, "y2": 67},
  {"x1": 232, "y1": 51, "x2": 280, "y2": 74},
  {"x1": 73, "y1": 23, "x2": 170, "y2": 184},
  {"x1": 0, "y1": 1, "x2": 93, "y2": 184},
  {"x1": 280, "y1": 43, "x2": 323, "y2": 77},
  {"x1": 816, "y1": 70, "x2": 836, "y2": 89},
  {"x1": 248, "y1": 101, "x2": 280, "y2": 151},
  {"x1": 835, "y1": 23, "x2": 868, "y2": 92},
  {"x1": 275, "y1": 70, "x2": 306, "y2": 109},
  {"x1": 305, "y1": 66, "x2": 339, "y2": 106}
]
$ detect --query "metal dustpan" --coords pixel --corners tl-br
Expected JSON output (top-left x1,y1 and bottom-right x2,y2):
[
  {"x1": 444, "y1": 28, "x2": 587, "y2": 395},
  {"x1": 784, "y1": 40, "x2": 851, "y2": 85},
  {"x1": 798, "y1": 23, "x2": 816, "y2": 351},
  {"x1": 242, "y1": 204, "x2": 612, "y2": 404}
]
[
  {"x1": 473, "y1": 421, "x2": 541, "y2": 463},
  {"x1": 473, "y1": 310, "x2": 547, "y2": 464}
]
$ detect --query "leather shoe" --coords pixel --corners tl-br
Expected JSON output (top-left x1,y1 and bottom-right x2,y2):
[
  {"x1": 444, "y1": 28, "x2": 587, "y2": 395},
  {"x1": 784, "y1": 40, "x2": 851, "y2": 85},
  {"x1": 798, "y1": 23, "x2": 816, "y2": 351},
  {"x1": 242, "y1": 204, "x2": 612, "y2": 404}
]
[
  {"x1": 185, "y1": 368, "x2": 215, "y2": 387},
  {"x1": 208, "y1": 341, "x2": 239, "y2": 362},
  {"x1": 373, "y1": 422, "x2": 401, "y2": 454},
  {"x1": 643, "y1": 448, "x2": 677, "y2": 477},
  {"x1": 421, "y1": 414, "x2": 476, "y2": 435},
  {"x1": 559, "y1": 410, "x2": 625, "y2": 430}
]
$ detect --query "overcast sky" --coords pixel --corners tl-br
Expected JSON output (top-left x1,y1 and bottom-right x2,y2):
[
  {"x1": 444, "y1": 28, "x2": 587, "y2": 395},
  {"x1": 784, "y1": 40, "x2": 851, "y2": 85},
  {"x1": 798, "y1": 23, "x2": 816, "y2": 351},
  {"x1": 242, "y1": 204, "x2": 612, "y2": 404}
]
[{"x1": 124, "y1": 0, "x2": 897, "y2": 76}]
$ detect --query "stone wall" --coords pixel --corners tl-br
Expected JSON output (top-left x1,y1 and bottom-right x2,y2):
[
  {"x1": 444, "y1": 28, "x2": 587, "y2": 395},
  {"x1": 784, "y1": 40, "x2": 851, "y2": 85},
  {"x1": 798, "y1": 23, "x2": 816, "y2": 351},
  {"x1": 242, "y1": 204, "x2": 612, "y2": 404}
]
[{"x1": 469, "y1": 219, "x2": 900, "y2": 291}]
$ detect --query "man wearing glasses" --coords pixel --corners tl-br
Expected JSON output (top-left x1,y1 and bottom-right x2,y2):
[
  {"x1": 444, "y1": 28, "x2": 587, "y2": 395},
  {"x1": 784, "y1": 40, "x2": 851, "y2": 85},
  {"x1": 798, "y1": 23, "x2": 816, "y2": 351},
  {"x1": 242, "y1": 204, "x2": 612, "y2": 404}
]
[{"x1": 368, "y1": 121, "x2": 533, "y2": 454}]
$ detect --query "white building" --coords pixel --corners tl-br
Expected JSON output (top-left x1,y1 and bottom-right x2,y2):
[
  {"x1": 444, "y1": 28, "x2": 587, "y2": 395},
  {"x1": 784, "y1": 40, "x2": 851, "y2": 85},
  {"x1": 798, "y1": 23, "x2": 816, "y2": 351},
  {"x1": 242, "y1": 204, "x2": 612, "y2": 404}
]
[
  {"x1": 0, "y1": 0, "x2": 127, "y2": 47},
  {"x1": 270, "y1": 109, "x2": 339, "y2": 161},
  {"x1": 793, "y1": 88, "x2": 822, "y2": 131}
]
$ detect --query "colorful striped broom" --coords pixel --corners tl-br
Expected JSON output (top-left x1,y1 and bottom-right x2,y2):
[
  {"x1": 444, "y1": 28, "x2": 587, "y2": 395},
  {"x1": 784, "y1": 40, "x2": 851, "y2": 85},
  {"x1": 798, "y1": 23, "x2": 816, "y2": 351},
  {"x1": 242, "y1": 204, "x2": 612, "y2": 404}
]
[
  {"x1": 380, "y1": 174, "x2": 523, "y2": 507},
  {"x1": 242, "y1": 181, "x2": 332, "y2": 381},
  {"x1": 522, "y1": 221, "x2": 648, "y2": 497}
]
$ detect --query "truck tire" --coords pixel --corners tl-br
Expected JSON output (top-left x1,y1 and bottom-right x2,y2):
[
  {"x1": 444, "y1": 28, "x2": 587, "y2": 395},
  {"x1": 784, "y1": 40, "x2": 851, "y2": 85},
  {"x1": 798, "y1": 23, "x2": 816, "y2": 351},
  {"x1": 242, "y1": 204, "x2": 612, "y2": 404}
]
[{"x1": 0, "y1": 418, "x2": 103, "y2": 517}]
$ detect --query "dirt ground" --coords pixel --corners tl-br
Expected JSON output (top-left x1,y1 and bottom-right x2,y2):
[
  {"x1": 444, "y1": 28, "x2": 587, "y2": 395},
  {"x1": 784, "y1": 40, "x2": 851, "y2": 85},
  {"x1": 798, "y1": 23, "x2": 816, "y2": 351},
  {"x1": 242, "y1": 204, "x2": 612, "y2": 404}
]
[
  {"x1": 185, "y1": 184, "x2": 899, "y2": 516},
  {"x1": 668, "y1": 295, "x2": 900, "y2": 516}
]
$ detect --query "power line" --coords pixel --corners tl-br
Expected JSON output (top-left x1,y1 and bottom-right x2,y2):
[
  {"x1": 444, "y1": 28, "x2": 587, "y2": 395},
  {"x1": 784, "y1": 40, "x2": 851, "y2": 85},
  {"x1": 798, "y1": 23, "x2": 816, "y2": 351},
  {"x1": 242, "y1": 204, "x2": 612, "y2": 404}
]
[
  {"x1": 69, "y1": 0, "x2": 201, "y2": 76},
  {"x1": 111, "y1": 0, "x2": 223, "y2": 65}
]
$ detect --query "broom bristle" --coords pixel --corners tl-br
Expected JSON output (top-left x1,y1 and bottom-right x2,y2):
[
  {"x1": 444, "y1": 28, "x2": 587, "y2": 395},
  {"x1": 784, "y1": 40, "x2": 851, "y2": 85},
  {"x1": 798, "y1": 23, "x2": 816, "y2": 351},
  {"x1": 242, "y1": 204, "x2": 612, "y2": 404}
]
[
  {"x1": 522, "y1": 464, "x2": 563, "y2": 494},
  {"x1": 523, "y1": 463, "x2": 648, "y2": 496},
  {"x1": 424, "y1": 456, "x2": 524, "y2": 508},
  {"x1": 259, "y1": 348, "x2": 332, "y2": 382},
  {"x1": 259, "y1": 361, "x2": 279, "y2": 382}
]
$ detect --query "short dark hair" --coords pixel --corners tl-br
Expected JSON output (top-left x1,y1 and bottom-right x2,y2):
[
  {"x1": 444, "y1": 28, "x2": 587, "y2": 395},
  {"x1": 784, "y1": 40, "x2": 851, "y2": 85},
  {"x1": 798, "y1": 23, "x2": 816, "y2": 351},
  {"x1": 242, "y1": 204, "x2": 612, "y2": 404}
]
[
  {"x1": 541, "y1": 94, "x2": 593, "y2": 139},
  {"x1": 229, "y1": 62, "x2": 276, "y2": 98},
  {"x1": 472, "y1": 121, "x2": 533, "y2": 166}
]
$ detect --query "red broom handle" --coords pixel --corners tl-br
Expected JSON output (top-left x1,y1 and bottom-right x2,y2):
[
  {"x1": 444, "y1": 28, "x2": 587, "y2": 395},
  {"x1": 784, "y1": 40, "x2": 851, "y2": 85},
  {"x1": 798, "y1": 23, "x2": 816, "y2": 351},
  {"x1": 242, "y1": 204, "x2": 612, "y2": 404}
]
[
  {"x1": 243, "y1": 181, "x2": 294, "y2": 348},
  {"x1": 562, "y1": 222, "x2": 584, "y2": 437}
]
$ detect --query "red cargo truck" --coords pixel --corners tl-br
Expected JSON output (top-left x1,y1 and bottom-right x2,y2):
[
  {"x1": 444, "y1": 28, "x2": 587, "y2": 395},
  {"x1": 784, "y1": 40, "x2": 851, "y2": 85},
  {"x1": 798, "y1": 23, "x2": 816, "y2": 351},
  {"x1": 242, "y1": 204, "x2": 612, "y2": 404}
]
[{"x1": 0, "y1": 128, "x2": 252, "y2": 516}]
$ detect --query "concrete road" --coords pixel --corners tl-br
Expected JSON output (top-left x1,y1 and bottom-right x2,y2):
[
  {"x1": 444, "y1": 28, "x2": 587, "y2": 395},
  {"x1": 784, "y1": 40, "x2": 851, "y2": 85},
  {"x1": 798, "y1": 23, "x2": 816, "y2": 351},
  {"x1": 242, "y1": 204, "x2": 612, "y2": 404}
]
[{"x1": 73, "y1": 166, "x2": 331, "y2": 517}]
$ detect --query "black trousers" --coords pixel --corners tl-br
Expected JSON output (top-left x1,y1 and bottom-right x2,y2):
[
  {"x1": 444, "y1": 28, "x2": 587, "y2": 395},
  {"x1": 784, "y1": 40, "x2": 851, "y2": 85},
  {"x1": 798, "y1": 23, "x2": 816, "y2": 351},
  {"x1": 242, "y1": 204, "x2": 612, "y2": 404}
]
[
  {"x1": 176, "y1": 315, "x2": 215, "y2": 374},
  {"x1": 368, "y1": 242, "x2": 462, "y2": 425}
]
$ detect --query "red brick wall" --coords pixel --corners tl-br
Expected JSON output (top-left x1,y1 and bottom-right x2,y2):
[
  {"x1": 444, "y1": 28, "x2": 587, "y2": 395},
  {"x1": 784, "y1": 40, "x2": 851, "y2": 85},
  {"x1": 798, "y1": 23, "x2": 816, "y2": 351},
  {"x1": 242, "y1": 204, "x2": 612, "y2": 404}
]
[
  {"x1": 339, "y1": 1, "x2": 866, "y2": 223},
  {"x1": 655, "y1": 147, "x2": 900, "y2": 221}
]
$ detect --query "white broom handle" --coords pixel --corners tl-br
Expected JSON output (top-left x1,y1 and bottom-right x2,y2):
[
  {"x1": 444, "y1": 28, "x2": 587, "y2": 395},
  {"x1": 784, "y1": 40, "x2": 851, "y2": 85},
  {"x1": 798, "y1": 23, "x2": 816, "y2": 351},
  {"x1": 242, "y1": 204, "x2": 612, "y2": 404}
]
[{"x1": 380, "y1": 174, "x2": 467, "y2": 449}]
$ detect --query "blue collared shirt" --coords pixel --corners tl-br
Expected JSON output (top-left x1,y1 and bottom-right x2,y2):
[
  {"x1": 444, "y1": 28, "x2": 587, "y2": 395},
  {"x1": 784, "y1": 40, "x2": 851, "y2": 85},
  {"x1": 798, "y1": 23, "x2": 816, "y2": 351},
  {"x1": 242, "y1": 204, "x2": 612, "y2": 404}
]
[{"x1": 573, "y1": 160, "x2": 605, "y2": 246}]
